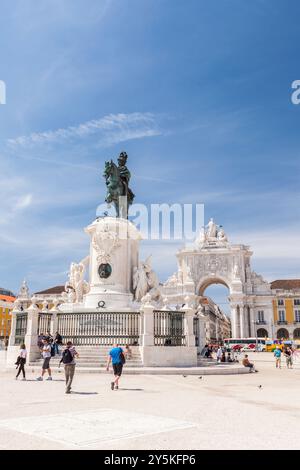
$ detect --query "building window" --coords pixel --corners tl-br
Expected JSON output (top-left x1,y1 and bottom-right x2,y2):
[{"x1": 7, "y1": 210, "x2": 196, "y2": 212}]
[
  {"x1": 294, "y1": 299, "x2": 300, "y2": 306},
  {"x1": 278, "y1": 310, "x2": 286, "y2": 322},
  {"x1": 258, "y1": 311, "x2": 264, "y2": 323},
  {"x1": 295, "y1": 310, "x2": 300, "y2": 322},
  {"x1": 278, "y1": 299, "x2": 284, "y2": 306}
]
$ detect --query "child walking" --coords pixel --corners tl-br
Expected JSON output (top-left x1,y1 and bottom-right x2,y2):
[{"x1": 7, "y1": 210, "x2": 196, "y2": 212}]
[{"x1": 16, "y1": 344, "x2": 27, "y2": 380}]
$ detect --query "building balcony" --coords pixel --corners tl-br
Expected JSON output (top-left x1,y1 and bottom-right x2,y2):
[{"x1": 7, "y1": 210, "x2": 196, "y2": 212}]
[
  {"x1": 255, "y1": 320, "x2": 267, "y2": 325},
  {"x1": 293, "y1": 321, "x2": 300, "y2": 324},
  {"x1": 277, "y1": 321, "x2": 288, "y2": 325}
]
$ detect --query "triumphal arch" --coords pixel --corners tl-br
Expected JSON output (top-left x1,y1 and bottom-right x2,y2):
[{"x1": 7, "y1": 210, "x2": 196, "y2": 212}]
[{"x1": 164, "y1": 218, "x2": 273, "y2": 338}]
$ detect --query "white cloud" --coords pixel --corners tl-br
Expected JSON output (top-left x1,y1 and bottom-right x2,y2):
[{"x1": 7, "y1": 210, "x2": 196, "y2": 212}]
[
  {"x1": 13, "y1": 194, "x2": 33, "y2": 210},
  {"x1": 7, "y1": 112, "x2": 162, "y2": 149}
]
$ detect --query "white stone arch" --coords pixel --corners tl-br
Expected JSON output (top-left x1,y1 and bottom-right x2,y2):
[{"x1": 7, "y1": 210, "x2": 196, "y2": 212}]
[
  {"x1": 197, "y1": 276, "x2": 232, "y2": 297},
  {"x1": 175, "y1": 219, "x2": 273, "y2": 339}
]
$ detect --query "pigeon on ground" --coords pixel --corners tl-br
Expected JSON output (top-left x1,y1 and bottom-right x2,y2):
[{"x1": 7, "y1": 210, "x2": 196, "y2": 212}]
[
  {"x1": 198, "y1": 376, "x2": 203, "y2": 379},
  {"x1": 258, "y1": 385, "x2": 262, "y2": 389},
  {"x1": 182, "y1": 375, "x2": 187, "y2": 378}
]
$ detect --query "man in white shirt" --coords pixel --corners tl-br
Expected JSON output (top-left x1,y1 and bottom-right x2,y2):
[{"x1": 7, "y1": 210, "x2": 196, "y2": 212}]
[{"x1": 36, "y1": 339, "x2": 52, "y2": 381}]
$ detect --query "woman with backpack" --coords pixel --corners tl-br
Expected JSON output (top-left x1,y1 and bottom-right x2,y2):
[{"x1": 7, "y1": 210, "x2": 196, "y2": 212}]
[
  {"x1": 59, "y1": 341, "x2": 79, "y2": 394},
  {"x1": 15, "y1": 344, "x2": 27, "y2": 380}
]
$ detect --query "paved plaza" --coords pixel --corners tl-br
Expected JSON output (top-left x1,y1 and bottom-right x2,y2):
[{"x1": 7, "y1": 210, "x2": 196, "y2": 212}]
[{"x1": 0, "y1": 352, "x2": 299, "y2": 450}]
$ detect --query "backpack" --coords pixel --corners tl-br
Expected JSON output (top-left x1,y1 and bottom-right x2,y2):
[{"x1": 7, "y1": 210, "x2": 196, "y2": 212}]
[
  {"x1": 120, "y1": 351, "x2": 126, "y2": 365},
  {"x1": 62, "y1": 348, "x2": 73, "y2": 364}
]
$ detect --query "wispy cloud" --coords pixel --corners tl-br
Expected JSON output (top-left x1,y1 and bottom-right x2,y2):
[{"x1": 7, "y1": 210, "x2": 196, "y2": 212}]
[
  {"x1": 14, "y1": 194, "x2": 33, "y2": 210},
  {"x1": 7, "y1": 112, "x2": 162, "y2": 149}
]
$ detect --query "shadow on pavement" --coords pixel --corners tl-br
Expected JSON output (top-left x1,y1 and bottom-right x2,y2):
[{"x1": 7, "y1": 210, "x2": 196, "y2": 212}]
[{"x1": 118, "y1": 388, "x2": 144, "y2": 391}]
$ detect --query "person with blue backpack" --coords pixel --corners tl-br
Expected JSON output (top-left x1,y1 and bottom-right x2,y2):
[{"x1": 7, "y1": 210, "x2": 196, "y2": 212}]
[
  {"x1": 274, "y1": 346, "x2": 282, "y2": 369},
  {"x1": 106, "y1": 343, "x2": 126, "y2": 390}
]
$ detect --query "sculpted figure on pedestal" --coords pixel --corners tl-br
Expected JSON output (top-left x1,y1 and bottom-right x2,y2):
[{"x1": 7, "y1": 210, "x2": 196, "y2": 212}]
[
  {"x1": 133, "y1": 263, "x2": 149, "y2": 302},
  {"x1": 65, "y1": 258, "x2": 90, "y2": 304},
  {"x1": 103, "y1": 152, "x2": 135, "y2": 218},
  {"x1": 206, "y1": 218, "x2": 218, "y2": 238},
  {"x1": 133, "y1": 256, "x2": 161, "y2": 303}
]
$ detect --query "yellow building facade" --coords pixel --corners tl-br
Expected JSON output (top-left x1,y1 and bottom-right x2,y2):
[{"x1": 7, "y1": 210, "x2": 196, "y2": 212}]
[
  {"x1": 271, "y1": 280, "x2": 300, "y2": 342},
  {"x1": 0, "y1": 288, "x2": 16, "y2": 342}
]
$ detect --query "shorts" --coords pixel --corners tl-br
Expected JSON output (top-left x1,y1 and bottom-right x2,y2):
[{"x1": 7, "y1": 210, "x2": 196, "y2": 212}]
[
  {"x1": 113, "y1": 363, "x2": 123, "y2": 376},
  {"x1": 286, "y1": 356, "x2": 293, "y2": 365},
  {"x1": 42, "y1": 357, "x2": 51, "y2": 370}
]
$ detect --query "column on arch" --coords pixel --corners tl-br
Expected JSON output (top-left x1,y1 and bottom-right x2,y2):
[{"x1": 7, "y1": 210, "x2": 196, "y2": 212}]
[
  {"x1": 230, "y1": 304, "x2": 240, "y2": 338},
  {"x1": 239, "y1": 304, "x2": 246, "y2": 338}
]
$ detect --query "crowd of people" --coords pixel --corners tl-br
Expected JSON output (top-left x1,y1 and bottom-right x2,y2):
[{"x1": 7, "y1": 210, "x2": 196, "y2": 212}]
[
  {"x1": 14, "y1": 336, "x2": 299, "y2": 387},
  {"x1": 200, "y1": 342, "x2": 299, "y2": 373},
  {"x1": 201, "y1": 343, "x2": 237, "y2": 363},
  {"x1": 15, "y1": 334, "x2": 128, "y2": 393}
]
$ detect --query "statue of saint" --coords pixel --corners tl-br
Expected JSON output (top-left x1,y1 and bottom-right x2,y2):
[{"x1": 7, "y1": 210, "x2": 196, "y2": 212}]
[{"x1": 206, "y1": 218, "x2": 217, "y2": 238}]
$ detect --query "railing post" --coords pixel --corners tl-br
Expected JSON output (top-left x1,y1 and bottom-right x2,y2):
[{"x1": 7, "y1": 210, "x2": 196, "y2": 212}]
[
  {"x1": 25, "y1": 302, "x2": 40, "y2": 362},
  {"x1": 140, "y1": 297, "x2": 155, "y2": 347},
  {"x1": 50, "y1": 301, "x2": 59, "y2": 336},
  {"x1": 181, "y1": 297, "x2": 196, "y2": 347}
]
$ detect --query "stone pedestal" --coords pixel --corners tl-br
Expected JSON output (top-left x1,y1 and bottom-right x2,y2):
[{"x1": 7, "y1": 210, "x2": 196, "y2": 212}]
[
  {"x1": 83, "y1": 217, "x2": 142, "y2": 310},
  {"x1": 24, "y1": 304, "x2": 40, "y2": 362}
]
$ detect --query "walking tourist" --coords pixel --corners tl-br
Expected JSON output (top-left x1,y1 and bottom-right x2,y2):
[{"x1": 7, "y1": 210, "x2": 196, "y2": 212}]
[
  {"x1": 15, "y1": 344, "x2": 27, "y2": 380},
  {"x1": 53, "y1": 331, "x2": 63, "y2": 356},
  {"x1": 242, "y1": 354, "x2": 257, "y2": 372},
  {"x1": 284, "y1": 346, "x2": 293, "y2": 369},
  {"x1": 106, "y1": 343, "x2": 126, "y2": 390},
  {"x1": 274, "y1": 346, "x2": 282, "y2": 369},
  {"x1": 59, "y1": 341, "x2": 79, "y2": 394},
  {"x1": 125, "y1": 344, "x2": 132, "y2": 360},
  {"x1": 216, "y1": 346, "x2": 223, "y2": 363},
  {"x1": 37, "y1": 333, "x2": 44, "y2": 349},
  {"x1": 36, "y1": 338, "x2": 52, "y2": 381}
]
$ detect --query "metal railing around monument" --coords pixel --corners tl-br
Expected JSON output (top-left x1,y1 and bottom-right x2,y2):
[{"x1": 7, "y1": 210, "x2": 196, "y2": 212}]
[
  {"x1": 37, "y1": 313, "x2": 52, "y2": 335},
  {"x1": 153, "y1": 310, "x2": 186, "y2": 346},
  {"x1": 15, "y1": 313, "x2": 28, "y2": 345},
  {"x1": 193, "y1": 316, "x2": 199, "y2": 347},
  {"x1": 57, "y1": 311, "x2": 140, "y2": 346}
]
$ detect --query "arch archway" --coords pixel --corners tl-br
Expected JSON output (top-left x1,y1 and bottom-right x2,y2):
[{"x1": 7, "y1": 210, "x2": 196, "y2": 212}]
[
  {"x1": 293, "y1": 328, "x2": 300, "y2": 339},
  {"x1": 277, "y1": 328, "x2": 289, "y2": 339},
  {"x1": 257, "y1": 328, "x2": 268, "y2": 338},
  {"x1": 199, "y1": 280, "x2": 231, "y2": 342},
  {"x1": 198, "y1": 277, "x2": 231, "y2": 297}
]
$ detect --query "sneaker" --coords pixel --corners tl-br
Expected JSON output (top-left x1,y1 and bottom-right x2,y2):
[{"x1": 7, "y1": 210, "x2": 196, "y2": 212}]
[
  {"x1": 36, "y1": 377, "x2": 43, "y2": 381},
  {"x1": 46, "y1": 377, "x2": 53, "y2": 381},
  {"x1": 65, "y1": 390, "x2": 71, "y2": 394},
  {"x1": 115, "y1": 385, "x2": 119, "y2": 390},
  {"x1": 111, "y1": 381, "x2": 115, "y2": 390},
  {"x1": 15, "y1": 377, "x2": 18, "y2": 380}
]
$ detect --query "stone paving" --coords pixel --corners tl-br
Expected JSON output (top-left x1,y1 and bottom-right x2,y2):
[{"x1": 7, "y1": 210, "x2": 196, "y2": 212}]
[{"x1": 0, "y1": 352, "x2": 300, "y2": 450}]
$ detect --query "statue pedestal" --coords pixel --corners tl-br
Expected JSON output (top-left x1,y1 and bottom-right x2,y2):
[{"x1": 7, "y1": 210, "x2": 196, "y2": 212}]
[{"x1": 83, "y1": 217, "x2": 142, "y2": 310}]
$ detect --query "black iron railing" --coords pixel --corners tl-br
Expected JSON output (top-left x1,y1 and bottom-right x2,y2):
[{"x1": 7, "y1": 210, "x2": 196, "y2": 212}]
[
  {"x1": 37, "y1": 313, "x2": 52, "y2": 335},
  {"x1": 153, "y1": 310, "x2": 186, "y2": 346},
  {"x1": 57, "y1": 312, "x2": 140, "y2": 346},
  {"x1": 193, "y1": 316, "x2": 199, "y2": 347},
  {"x1": 15, "y1": 313, "x2": 28, "y2": 345}
]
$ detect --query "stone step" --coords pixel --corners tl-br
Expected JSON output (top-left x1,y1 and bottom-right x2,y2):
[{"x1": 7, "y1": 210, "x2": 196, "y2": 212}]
[{"x1": 29, "y1": 363, "x2": 143, "y2": 368}]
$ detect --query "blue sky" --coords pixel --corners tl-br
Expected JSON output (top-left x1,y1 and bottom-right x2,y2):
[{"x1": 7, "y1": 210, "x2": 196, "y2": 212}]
[{"x1": 1, "y1": 0, "x2": 300, "y2": 308}]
